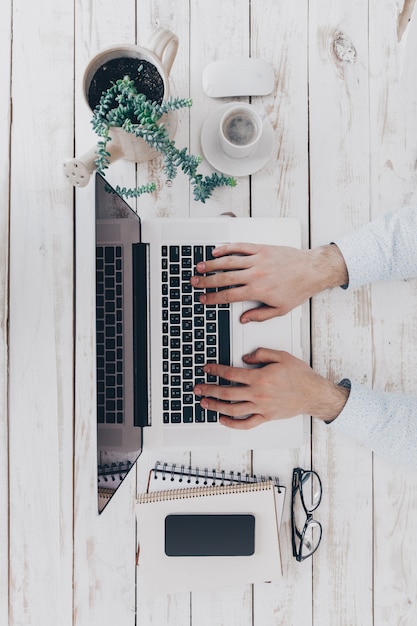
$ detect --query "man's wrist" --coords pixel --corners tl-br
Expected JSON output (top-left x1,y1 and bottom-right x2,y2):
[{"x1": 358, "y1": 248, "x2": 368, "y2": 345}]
[
  {"x1": 312, "y1": 380, "x2": 350, "y2": 423},
  {"x1": 309, "y1": 244, "x2": 349, "y2": 293}
]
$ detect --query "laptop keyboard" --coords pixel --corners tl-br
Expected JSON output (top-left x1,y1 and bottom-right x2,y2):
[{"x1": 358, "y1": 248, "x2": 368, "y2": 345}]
[
  {"x1": 96, "y1": 245, "x2": 124, "y2": 425},
  {"x1": 161, "y1": 244, "x2": 231, "y2": 425}
]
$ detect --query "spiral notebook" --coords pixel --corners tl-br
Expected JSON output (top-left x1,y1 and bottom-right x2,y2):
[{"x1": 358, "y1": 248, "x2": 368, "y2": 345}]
[
  {"x1": 136, "y1": 463, "x2": 285, "y2": 595},
  {"x1": 146, "y1": 462, "x2": 286, "y2": 527},
  {"x1": 98, "y1": 460, "x2": 133, "y2": 512}
]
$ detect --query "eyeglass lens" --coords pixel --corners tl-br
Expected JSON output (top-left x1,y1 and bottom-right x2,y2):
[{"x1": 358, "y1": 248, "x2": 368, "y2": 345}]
[
  {"x1": 299, "y1": 470, "x2": 321, "y2": 512},
  {"x1": 293, "y1": 470, "x2": 322, "y2": 560},
  {"x1": 300, "y1": 520, "x2": 322, "y2": 559}
]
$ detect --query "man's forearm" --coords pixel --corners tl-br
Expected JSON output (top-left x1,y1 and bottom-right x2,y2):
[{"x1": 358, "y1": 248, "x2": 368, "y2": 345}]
[
  {"x1": 308, "y1": 244, "x2": 349, "y2": 294},
  {"x1": 311, "y1": 378, "x2": 350, "y2": 423}
]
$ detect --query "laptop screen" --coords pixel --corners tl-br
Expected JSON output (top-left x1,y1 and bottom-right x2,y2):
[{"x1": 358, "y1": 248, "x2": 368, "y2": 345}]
[{"x1": 95, "y1": 174, "x2": 144, "y2": 513}]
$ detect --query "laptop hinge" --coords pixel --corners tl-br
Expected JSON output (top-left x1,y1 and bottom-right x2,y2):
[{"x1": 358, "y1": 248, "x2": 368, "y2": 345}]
[{"x1": 132, "y1": 242, "x2": 151, "y2": 427}]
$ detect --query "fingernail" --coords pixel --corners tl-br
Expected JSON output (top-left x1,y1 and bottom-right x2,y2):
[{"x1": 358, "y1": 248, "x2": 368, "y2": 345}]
[
  {"x1": 194, "y1": 387, "x2": 201, "y2": 396},
  {"x1": 200, "y1": 398, "x2": 208, "y2": 409},
  {"x1": 191, "y1": 276, "x2": 199, "y2": 285},
  {"x1": 200, "y1": 294, "x2": 207, "y2": 304},
  {"x1": 203, "y1": 365, "x2": 211, "y2": 373},
  {"x1": 197, "y1": 262, "x2": 206, "y2": 271}
]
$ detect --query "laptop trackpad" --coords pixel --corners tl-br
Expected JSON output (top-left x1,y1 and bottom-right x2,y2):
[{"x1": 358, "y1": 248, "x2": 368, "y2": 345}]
[{"x1": 240, "y1": 308, "x2": 294, "y2": 365}]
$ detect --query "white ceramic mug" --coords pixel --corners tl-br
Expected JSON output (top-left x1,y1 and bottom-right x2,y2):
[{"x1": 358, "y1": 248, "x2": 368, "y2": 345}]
[{"x1": 219, "y1": 104, "x2": 263, "y2": 159}]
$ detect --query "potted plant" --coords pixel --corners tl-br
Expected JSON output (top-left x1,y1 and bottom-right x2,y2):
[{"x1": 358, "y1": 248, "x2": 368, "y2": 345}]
[
  {"x1": 91, "y1": 72, "x2": 236, "y2": 203},
  {"x1": 64, "y1": 28, "x2": 236, "y2": 202}
]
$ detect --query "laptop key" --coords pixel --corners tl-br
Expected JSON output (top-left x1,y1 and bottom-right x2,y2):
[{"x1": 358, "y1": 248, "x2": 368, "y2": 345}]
[
  {"x1": 194, "y1": 245, "x2": 203, "y2": 266},
  {"x1": 218, "y1": 309, "x2": 231, "y2": 386},
  {"x1": 170, "y1": 246, "x2": 179, "y2": 262},
  {"x1": 183, "y1": 406, "x2": 193, "y2": 423},
  {"x1": 205, "y1": 245, "x2": 215, "y2": 261},
  {"x1": 207, "y1": 410, "x2": 218, "y2": 423},
  {"x1": 105, "y1": 247, "x2": 114, "y2": 263},
  {"x1": 195, "y1": 404, "x2": 205, "y2": 422},
  {"x1": 218, "y1": 309, "x2": 231, "y2": 366}
]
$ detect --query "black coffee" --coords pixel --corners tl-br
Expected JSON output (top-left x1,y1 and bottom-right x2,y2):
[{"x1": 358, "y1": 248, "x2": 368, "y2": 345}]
[
  {"x1": 87, "y1": 57, "x2": 165, "y2": 110},
  {"x1": 222, "y1": 111, "x2": 258, "y2": 146}
]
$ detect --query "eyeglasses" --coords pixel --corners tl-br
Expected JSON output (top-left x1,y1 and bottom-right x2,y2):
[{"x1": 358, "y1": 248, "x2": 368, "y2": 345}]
[{"x1": 291, "y1": 467, "x2": 323, "y2": 561}]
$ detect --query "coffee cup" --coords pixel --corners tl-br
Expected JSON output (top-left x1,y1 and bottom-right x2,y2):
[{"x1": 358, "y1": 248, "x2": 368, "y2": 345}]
[{"x1": 219, "y1": 104, "x2": 263, "y2": 159}]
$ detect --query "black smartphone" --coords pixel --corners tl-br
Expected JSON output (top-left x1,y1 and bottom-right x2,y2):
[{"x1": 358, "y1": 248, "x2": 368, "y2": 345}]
[{"x1": 164, "y1": 513, "x2": 255, "y2": 557}]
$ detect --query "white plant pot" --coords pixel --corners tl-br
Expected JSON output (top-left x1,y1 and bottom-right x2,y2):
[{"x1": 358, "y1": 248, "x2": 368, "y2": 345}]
[{"x1": 64, "y1": 27, "x2": 179, "y2": 187}]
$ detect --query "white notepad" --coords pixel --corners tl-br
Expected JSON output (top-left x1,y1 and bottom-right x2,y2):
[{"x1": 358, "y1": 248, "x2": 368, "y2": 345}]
[{"x1": 136, "y1": 480, "x2": 283, "y2": 595}]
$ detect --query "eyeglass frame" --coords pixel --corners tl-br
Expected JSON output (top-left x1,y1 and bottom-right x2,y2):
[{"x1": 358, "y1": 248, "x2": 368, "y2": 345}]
[{"x1": 291, "y1": 467, "x2": 323, "y2": 562}]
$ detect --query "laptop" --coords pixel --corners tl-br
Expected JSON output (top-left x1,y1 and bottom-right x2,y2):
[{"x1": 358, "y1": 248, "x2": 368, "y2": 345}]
[{"x1": 95, "y1": 173, "x2": 307, "y2": 455}]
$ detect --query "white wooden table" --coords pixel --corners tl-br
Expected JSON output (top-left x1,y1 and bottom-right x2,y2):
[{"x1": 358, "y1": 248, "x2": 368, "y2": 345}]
[{"x1": 3, "y1": 0, "x2": 417, "y2": 624}]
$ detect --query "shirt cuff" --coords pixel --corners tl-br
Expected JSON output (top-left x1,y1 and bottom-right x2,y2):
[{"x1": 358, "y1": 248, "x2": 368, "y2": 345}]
[
  {"x1": 332, "y1": 207, "x2": 417, "y2": 289},
  {"x1": 329, "y1": 379, "x2": 417, "y2": 469}
]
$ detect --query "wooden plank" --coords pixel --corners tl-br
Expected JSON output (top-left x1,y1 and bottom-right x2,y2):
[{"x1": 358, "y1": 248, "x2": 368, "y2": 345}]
[
  {"x1": 188, "y1": 0, "x2": 251, "y2": 218},
  {"x1": 368, "y1": 2, "x2": 417, "y2": 623},
  {"x1": 251, "y1": 0, "x2": 309, "y2": 228},
  {"x1": 308, "y1": 1, "x2": 374, "y2": 625},
  {"x1": 7, "y1": 0, "x2": 74, "y2": 623},
  {"x1": 0, "y1": 1, "x2": 11, "y2": 624},
  {"x1": 73, "y1": 1, "x2": 140, "y2": 625},
  {"x1": 250, "y1": 1, "x2": 312, "y2": 624}
]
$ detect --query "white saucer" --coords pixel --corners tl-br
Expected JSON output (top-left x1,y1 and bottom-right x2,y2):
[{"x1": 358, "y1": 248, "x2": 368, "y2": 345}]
[{"x1": 200, "y1": 103, "x2": 274, "y2": 177}]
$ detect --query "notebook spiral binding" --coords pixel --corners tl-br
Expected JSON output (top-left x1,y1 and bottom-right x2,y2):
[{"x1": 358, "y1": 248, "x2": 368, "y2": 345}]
[
  {"x1": 138, "y1": 480, "x2": 276, "y2": 504},
  {"x1": 150, "y1": 461, "x2": 282, "y2": 491},
  {"x1": 98, "y1": 487, "x2": 116, "y2": 503},
  {"x1": 98, "y1": 460, "x2": 132, "y2": 484}
]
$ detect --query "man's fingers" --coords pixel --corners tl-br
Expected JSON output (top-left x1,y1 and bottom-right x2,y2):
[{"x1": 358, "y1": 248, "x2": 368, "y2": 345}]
[
  {"x1": 200, "y1": 285, "x2": 250, "y2": 306},
  {"x1": 199, "y1": 398, "x2": 253, "y2": 417},
  {"x1": 212, "y1": 242, "x2": 261, "y2": 258},
  {"x1": 219, "y1": 414, "x2": 266, "y2": 430},
  {"x1": 190, "y1": 269, "x2": 247, "y2": 290},
  {"x1": 202, "y1": 362, "x2": 251, "y2": 385},
  {"x1": 240, "y1": 305, "x2": 281, "y2": 323},
  {"x1": 194, "y1": 381, "x2": 246, "y2": 403},
  {"x1": 193, "y1": 253, "x2": 253, "y2": 277},
  {"x1": 243, "y1": 347, "x2": 287, "y2": 365}
]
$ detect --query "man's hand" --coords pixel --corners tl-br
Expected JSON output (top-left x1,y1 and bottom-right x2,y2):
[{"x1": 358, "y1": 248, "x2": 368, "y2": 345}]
[
  {"x1": 190, "y1": 243, "x2": 349, "y2": 322},
  {"x1": 193, "y1": 349, "x2": 349, "y2": 429}
]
